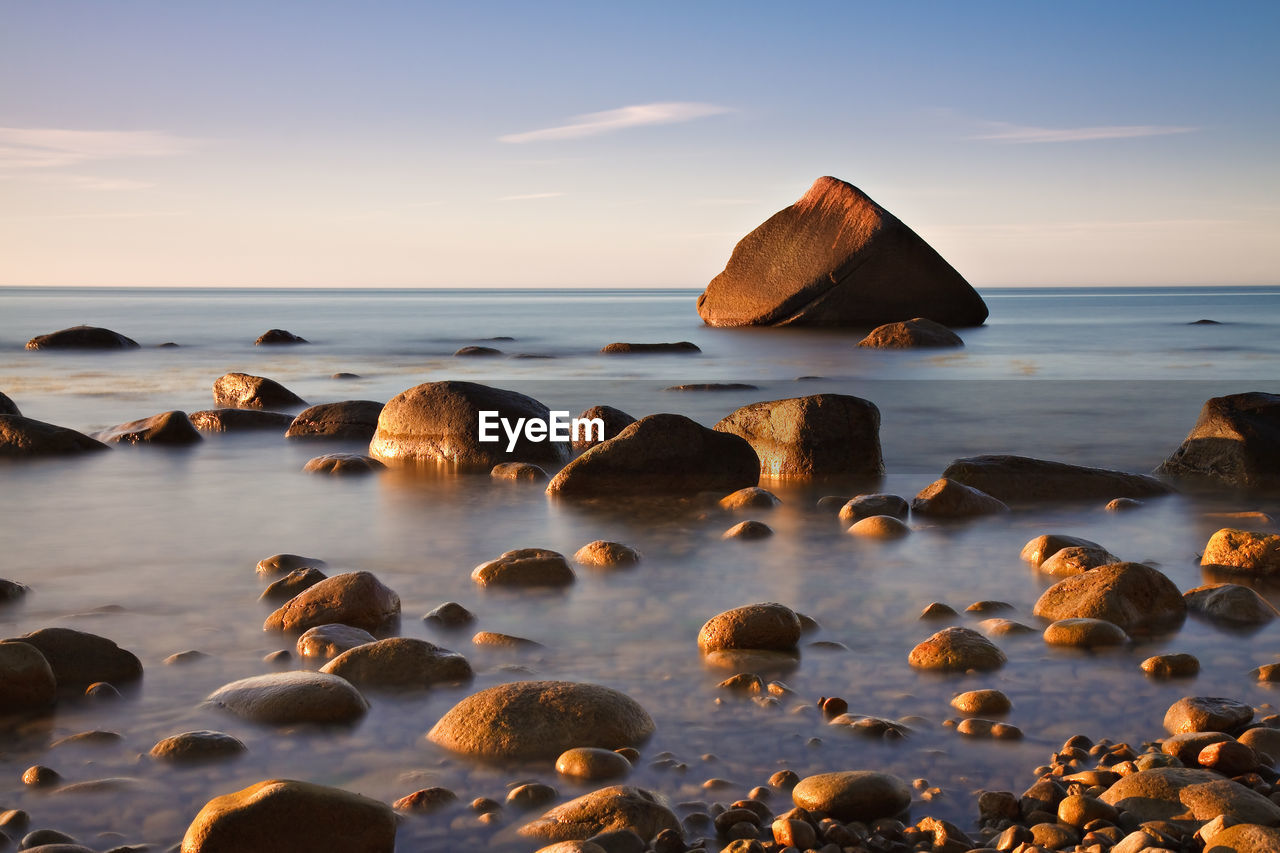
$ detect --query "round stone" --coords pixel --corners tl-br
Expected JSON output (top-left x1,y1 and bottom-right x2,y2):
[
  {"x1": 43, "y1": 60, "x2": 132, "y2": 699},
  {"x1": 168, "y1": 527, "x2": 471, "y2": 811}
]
[
  {"x1": 791, "y1": 771, "x2": 911, "y2": 822},
  {"x1": 950, "y1": 689, "x2": 1011, "y2": 715},
  {"x1": 472, "y1": 549, "x2": 575, "y2": 588},
  {"x1": 847, "y1": 515, "x2": 910, "y2": 539},
  {"x1": 908, "y1": 627, "x2": 1005, "y2": 672},
  {"x1": 573, "y1": 541, "x2": 641, "y2": 568},
  {"x1": 150, "y1": 731, "x2": 247, "y2": 763},
  {"x1": 698, "y1": 603, "x2": 801, "y2": 653},
  {"x1": 205, "y1": 672, "x2": 369, "y2": 725},
  {"x1": 1042, "y1": 617, "x2": 1129, "y2": 648},
  {"x1": 555, "y1": 747, "x2": 632, "y2": 781}
]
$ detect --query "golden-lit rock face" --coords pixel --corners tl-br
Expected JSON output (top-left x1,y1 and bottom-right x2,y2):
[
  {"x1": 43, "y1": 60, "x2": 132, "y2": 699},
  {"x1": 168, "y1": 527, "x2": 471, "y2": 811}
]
[{"x1": 714, "y1": 394, "x2": 882, "y2": 480}]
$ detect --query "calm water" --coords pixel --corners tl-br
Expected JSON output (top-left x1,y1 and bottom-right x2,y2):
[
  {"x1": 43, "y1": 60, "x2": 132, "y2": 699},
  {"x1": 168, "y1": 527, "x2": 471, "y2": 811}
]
[{"x1": 1, "y1": 286, "x2": 1279, "y2": 850}]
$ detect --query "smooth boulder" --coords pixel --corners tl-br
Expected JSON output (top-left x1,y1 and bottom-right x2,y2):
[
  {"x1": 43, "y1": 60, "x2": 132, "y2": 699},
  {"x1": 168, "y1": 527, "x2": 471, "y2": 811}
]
[
  {"x1": 0, "y1": 415, "x2": 108, "y2": 457},
  {"x1": 574, "y1": 541, "x2": 641, "y2": 567},
  {"x1": 857, "y1": 318, "x2": 963, "y2": 348},
  {"x1": 212, "y1": 373, "x2": 306, "y2": 410},
  {"x1": 908, "y1": 626, "x2": 1005, "y2": 672},
  {"x1": 1099, "y1": 767, "x2": 1280, "y2": 825},
  {"x1": 911, "y1": 478, "x2": 1009, "y2": 517},
  {"x1": 1164, "y1": 696, "x2": 1254, "y2": 735},
  {"x1": 1157, "y1": 392, "x2": 1280, "y2": 488},
  {"x1": 369, "y1": 380, "x2": 566, "y2": 468},
  {"x1": 1042, "y1": 618, "x2": 1129, "y2": 648},
  {"x1": 263, "y1": 572, "x2": 400, "y2": 633},
  {"x1": 696, "y1": 176, "x2": 987, "y2": 327},
  {"x1": 427, "y1": 681, "x2": 654, "y2": 760},
  {"x1": 518, "y1": 785, "x2": 680, "y2": 843},
  {"x1": 791, "y1": 770, "x2": 912, "y2": 822},
  {"x1": 1032, "y1": 562, "x2": 1186, "y2": 633},
  {"x1": 13, "y1": 627, "x2": 142, "y2": 688},
  {"x1": 1039, "y1": 545, "x2": 1119, "y2": 576},
  {"x1": 320, "y1": 638, "x2": 472, "y2": 689},
  {"x1": 1201, "y1": 528, "x2": 1280, "y2": 575},
  {"x1": 1184, "y1": 583, "x2": 1278, "y2": 625},
  {"x1": 296, "y1": 624, "x2": 376, "y2": 660},
  {"x1": 180, "y1": 779, "x2": 395, "y2": 853},
  {"x1": 472, "y1": 548, "x2": 575, "y2": 588},
  {"x1": 254, "y1": 329, "x2": 307, "y2": 345},
  {"x1": 547, "y1": 413, "x2": 759, "y2": 497},
  {"x1": 0, "y1": 641, "x2": 56, "y2": 713},
  {"x1": 698, "y1": 603, "x2": 801, "y2": 653},
  {"x1": 286, "y1": 401, "x2": 383, "y2": 441},
  {"x1": 713, "y1": 394, "x2": 882, "y2": 479},
  {"x1": 150, "y1": 730, "x2": 247, "y2": 763},
  {"x1": 302, "y1": 453, "x2": 384, "y2": 475},
  {"x1": 941, "y1": 455, "x2": 1170, "y2": 502},
  {"x1": 205, "y1": 672, "x2": 368, "y2": 725},
  {"x1": 95, "y1": 410, "x2": 201, "y2": 445},
  {"x1": 26, "y1": 325, "x2": 139, "y2": 349},
  {"x1": 1021, "y1": 534, "x2": 1109, "y2": 567}
]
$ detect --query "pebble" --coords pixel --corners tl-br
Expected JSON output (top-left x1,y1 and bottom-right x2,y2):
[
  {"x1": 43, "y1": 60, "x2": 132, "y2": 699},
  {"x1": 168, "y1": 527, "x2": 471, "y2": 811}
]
[
  {"x1": 1141, "y1": 653, "x2": 1200, "y2": 678},
  {"x1": 573, "y1": 541, "x2": 641, "y2": 567},
  {"x1": 1043, "y1": 617, "x2": 1129, "y2": 648},
  {"x1": 556, "y1": 747, "x2": 632, "y2": 781},
  {"x1": 950, "y1": 689, "x2": 1011, "y2": 715},
  {"x1": 423, "y1": 601, "x2": 476, "y2": 628}
]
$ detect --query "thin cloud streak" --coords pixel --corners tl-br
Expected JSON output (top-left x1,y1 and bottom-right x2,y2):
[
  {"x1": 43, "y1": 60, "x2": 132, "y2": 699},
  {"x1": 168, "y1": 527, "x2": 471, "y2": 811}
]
[
  {"x1": 0, "y1": 126, "x2": 197, "y2": 169},
  {"x1": 497, "y1": 192, "x2": 565, "y2": 201},
  {"x1": 500, "y1": 102, "x2": 731, "y2": 144},
  {"x1": 973, "y1": 121, "x2": 1198, "y2": 143}
]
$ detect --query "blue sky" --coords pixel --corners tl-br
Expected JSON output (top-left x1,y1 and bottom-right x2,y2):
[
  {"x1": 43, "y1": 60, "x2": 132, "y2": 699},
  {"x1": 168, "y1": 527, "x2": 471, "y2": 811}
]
[{"x1": 2, "y1": 1, "x2": 1277, "y2": 287}]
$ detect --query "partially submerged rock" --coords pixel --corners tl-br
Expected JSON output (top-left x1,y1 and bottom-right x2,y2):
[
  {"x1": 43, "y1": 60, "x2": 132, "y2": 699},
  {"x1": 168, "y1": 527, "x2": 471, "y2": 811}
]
[
  {"x1": 205, "y1": 672, "x2": 368, "y2": 725},
  {"x1": 839, "y1": 494, "x2": 909, "y2": 522},
  {"x1": 600, "y1": 342, "x2": 700, "y2": 354},
  {"x1": 517, "y1": 785, "x2": 680, "y2": 843},
  {"x1": 0, "y1": 391, "x2": 21, "y2": 416},
  {"x1": 428, "y1": 681, "x2": 654, "y2": 760},
  {"x1": 285, "y1": 401, "x2": 383, "y2": 441},
  {"x1": 26, "y1": 325, "x2": 139, "y2": 350},
  {"x1": 263, "y1": 571, "x2": 400, "y2": 633},
  {"x1": 718, "y1": 486, "x2": 780, "y2": 510},
  {"x1": 696, "y1": 176, "x2": 987, "y2": 328},
  {"x1": 790, "y1": 770, "x2": 912, "y2": 822},
  {"x1": 471, "y1": 548, "x2": 575, "y2": 588},
  {"x1": 714, "y1": 394, "x2": 882, "y2": 479},
  {"x1": 0, "y1": 415, "x2": 108, "y2": 457},
  {"x1": 150, "y1": 731, "x2": 247, "y2": 763},
  {"x1": 320, "y1": 638, "x2": 472, "y2": 689},
  {"x1": 571, "y1": 406, "x2": 635, "y2": 451},
  {"x1": 848, "y1": 515, "x2": 910, "y2": 539},
  {"x1": 491, "y1": 461, "x2": 548, "y2": 482},
  {"x1": 1039, "y1": 545, "x2": 1119, "y2": 576},
  {"x1": 212, "y1": 373, "x2": 306, "y2": 410},
  {"x1": 254, "y1": 329, "x2": 308, "y2": 345},
  {"x1": 0, "y1": 640, "x2": 56, "y2": 713},
  {"x1": 1200, "y1": 528, "x2": 1280, "y2": 575},
  {"x1": 911, "y1": 478, "x2": 1009, "y2": 517},
  {"x1": 1164, "y1": 696, "x2": 1254, "y2": 735},
  {"x1": 1184, "y1": 583, "x2": 1278, "y2": 625},
  {"x1": 1021, "y1": 534, "x2": 1109, "y2": 567},
  {"x1": 857, "y1": 318, "x2": 964, "y2": 348},
  {"x1": 941, "y1": 455, "x2": 1170, "y2": 502},
  {"x1": 698, "y1": 603, "x2": 801, "y2": 653},
  {"x1": 574, "y1": 541, "x2": 641, "y2": 568},
  {"x1": 188, "y1": 409, "x2": 295, "y2": 432},
  {"x1": 13, "y1": 627, "x2": 142, "y2": 688},
  {"x1": 1157, "y1": 392, "x2": 1280, "y2": 488},
  {"x1": 302, "y1": 453, "x2": 384, "y2": 475},
  {"x1": 95, "y1": 410, "x2": 202, "y2": 445},
  {"x1": 256, "y1": 553, "x2": 326, "y2": 578},
  {"x1": 1099, "y1": 766, "x2": 1280, "y2": 825},
  {"x1": 295, "y1": 624, "x2": 376, "y2": 660},
  {"x1": 908, "y1": 627, "x2": 1005, "y2": 672},
  {"x1": 1042, "y1": 618, "x2": 1129, "y2": 648},
  {"x1": 1032, "y1": 562, "x2": 1186, "y2": 633}
]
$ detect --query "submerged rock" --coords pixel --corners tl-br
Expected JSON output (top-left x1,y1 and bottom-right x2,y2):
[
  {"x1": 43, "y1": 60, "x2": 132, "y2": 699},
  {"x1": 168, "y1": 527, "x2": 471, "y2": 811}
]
[
  {"x1": 212, "y1": 373, "x2": 306, "y2": 410},
  {"x1": 428, "y1": 681, "x2": 654, "y2": 760},
  {"x1": 574, "y1": 541, "x2": 641, "y2": 567},
  {"x1": 911, "y1": 478, "x2": 1009, "y2": 517},
  {"x1": 95, "y1": 411, "x2": 202, "y2": 445},
  {"x1": 1200, "y1": 528, "x2": 1280, "y2": 575},
  {"x1": 719, "y1": 486, "x2": 780, "y2": 510},
  {"x1": 320, "y1": 638, "x2": 472, "y2": 689},
  {"x1": 491, "y1": 461, "x2": 549, "y2": 482},
  {"x1": 857, "y1": 318, "x2": 964, "y2": 348},
  {"x1": 1158, "y1": 392, "x2": 1280, "y2": 488},
  {"x1": 1032, "y1": 562, "x2": 1185, "y2": 633},
  {"x1": 600, "y1": 341, "x2": 700, "y2": 354},
  {"x1": 0, "y1": 640, "x2": 56, "y2": 713},
  {"x1": 547, "y1": 413, "x2": 759, "y2": 497},
  {"x1": 570, "y1": 405, "x2": 636, "y2": 451},
  {"x1": 696, "y1": 176, "x2": 987, "y2": 328},
  {"x1": 302, "y1": 453, "x2": 384, "y2": 475},
  {"x1": 180, "y1": 779, "x2": 395, "y2": 852},
  {"x1": 256, "y1": 553, "x2": 326, "y2": 578},
  {"x1": 908, "y1": 627, "x2": 1005, "y2": 672},
  {"x1": 285, "y1": 401, "x2": 383, "y2": 441},
  {"x1": 206, "y1": 672, "x2": 368, "y2": 725},
  {"x1": 254, "y1": 329, "x2": 308, "y2": 345},
  {"x1": 0, "y1": 415, "x2": 108, "y2": 457},
  {"x1": 698, "y1": 603, "x2": 801, "y2": 653},
  {"x1": 518, "y1": 785, "x2": 680, "y2": 843},
  {"x1": 369, "y1": 380, "x2": 567, "y2": 468},
  {"x1": 714, "y1": 394, "x2": 882, "y2": 479},
  {"x1": 263, "y1": 571, "x2": 400, "y2": 633},
  {"x1": 26, "y1": 325, "x2": 139, "y2": 350},
  {"x1": 941, "y1": 454, "x2": 1170, "y2": 502},
  {"x1": 13, "y1": 627, "x2": 142, "y2": 688},
  {"x1": 1184, "y1": 583, "x2": 1278, "y2": 625},
  {"x1": 188, "y1": 409, "x2": 295, "y2": 432},
  {"x1": 722, "y1": 519, "x2": 772, "y2": 539},
  {"x1": 454, "y1": 345, "x2": 502, "y2": 356},
  {"x1": 790, "y1": 770, "x2": 912, "y2": 822},
  {"x1": 471, "y1": 548, "x2": 575, "y2": 588},
  {"x1": 150, "y1": 731, "x2": 246, "y2": 763}
]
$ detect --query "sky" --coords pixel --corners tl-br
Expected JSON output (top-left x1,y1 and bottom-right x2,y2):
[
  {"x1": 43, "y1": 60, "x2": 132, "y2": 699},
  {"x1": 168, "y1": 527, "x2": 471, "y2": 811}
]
[{"x1": 1, "y1": 1, "x2": 1277, "y2": 288}]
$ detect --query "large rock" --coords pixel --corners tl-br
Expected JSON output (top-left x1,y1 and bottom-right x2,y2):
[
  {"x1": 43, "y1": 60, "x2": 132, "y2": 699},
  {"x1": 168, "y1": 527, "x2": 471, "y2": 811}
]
[
  {"x1": 427, "y1": 681, "x2": 654, "y2": 760},
  {"x1": 0, "y1": 415, "x2": 108, "y2": 457},
  {"x1": 1184, "y1": 583, "x2": 1278, "y2": 625},
  {"x1": 1206, "y1": 823, "x2": 1280, "y2": 852},
  {"x1": 263, "y1": 572, "x2": 400, "y2": 633},
  {"x1": 205, "y1": 672, "x2": 368, "y2": 725},
  {"x1": 1099, "y1": 767, "x2": 1280, "y2": 825},
  {"x1": 1032, "y1": 562, "x2": 1186, "y2": 633},
  {"x1": 0, "y1": 391, "x2": 20, "y2": 416},
  {"x1": 13, "y1": 627, "x2": 142, "y2": 688},
  {"x1": 713, "y1": 394, "x2": 882, "y2": 479},
  {"x1": 320, "y1": 638, "x2": 472, "y2": 689},
  {"x1": 286, "y1": 401, "x2": 384, "y2": 441},
  {"x1": 188, "y1": 409, "x2": 295, "y2": 432},
  {"x1": 1201, "y1": 528, "x2": 1280, "y2": 575},
  {"x1": 212, "y1": 373, "x2": 306, "y2": 410},
  {"x1": 911, "y1": 478, "x2": 1009, "y2": 517},
  {"x1": 857, "y1": 318, "x2": 964, "y2": 348},
  {"x1": 697, "y1": 603, "x2": 801, "y2": 653},
  {"x1": 369, "y1": 380, "x2": 566, "y2": 468},
  {"x1": 518, "y1": 786, "x2": 680, "y2": 843},
  {"x1": 0, "y1": 641, "x2": 56, "y2": 713},
  {"x1": 791, "y1": 770, "x2": 912, "y2": 822},
  {"x1": 1164, "y1": 696, "x2": 1254, "y2": 735},
  {"x1": 546, "y1": 413, "x2": 759, "y2": 497},
  {"x1": 95, "y1": 411, "x2": 202, "y2": 445},
  {"x1": 1157, "y1": 392, "x2": 1280, "y2": 488},
  {"x1": 696, "y1": 176, "x2": 987, "y2": 328},
  {"x1": 26, "y1": 325, "x2": 139, "y2": 349},
  {"x1": 941, "y1": 455, "x2": 1171, "y2": 502},
  {"x1": 908, "y1": 627, "x2": 1005, "y2": 672},
  {"x1": 471, "y1": 548, "x2": 575, "y2": 588},
  {"x1": 180, "y1": 779, "x2": 395, "y2": 852}
]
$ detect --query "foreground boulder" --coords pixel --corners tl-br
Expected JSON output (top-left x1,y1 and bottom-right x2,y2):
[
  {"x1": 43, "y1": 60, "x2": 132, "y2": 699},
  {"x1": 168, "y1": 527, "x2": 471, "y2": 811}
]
[
  {"x1": 518, "y1": 785, "x2": 680, "y2": 843},
  {"x1": 547, "y1": 414, "x2": 759, "y2": 497},
  {"x1": 427, "y1": 681, "x2": 654, "y2": 760},
  {"x1": 911, "y1": 478, "x2": 1008, "y2": 517},
  {"x1": 14, "y1": 627, "x2": 142, "y2": 688},
  {"x1": 857, "y1": 318, "x2": 964, "y2": 348},
  {"x1": 369, "y1": 380, "x2": 566, "y2": 468},
  {"x1": 95, "y1": 411, "x2": 201, "y2": 445},
  {"x1": 791, "y1": 771, "x2": 911, "y2": 822},
  {"x1": 1032, "y1": 562, "x2": 1185, "y2": 633},
  {"x1": 571, "y1": 406, "x2": 635, "y2": 451},
  {"x1": 26, "y1": 325, "x2": 139, "y2": 349},
  {"x1": 696, "y1": 176, "x2": 987, "y2": 327},
  {"x1": 188, "y1": 409, "x2": 294, "y2": 432},
  {"x1": 180, "y1": 779, "x2": 395, "y2": 852},
  {"x1": 212, "y1": 373, "x2": 306, "y2": 410},
  {"x1": 285, "y1": 401, "x2": 383, "y2": 441},
  {"x1": 263, "y1": 572, "x2": 400, "y2": 633},
  {"x1": 1157, "y1": 392, "x2": 1280, "y2": 488},
  {"x1": 0, "y1": 415, "x2": 108, "y2": 457},
  {"x1": 697, "y1": 603, "x2": 801, "y2": 653},
  {"x1": 206, "y1": 672, "x2": 368, "y2": 725},
  {"x1": 0, "y1": 641, "x2": 56, "y2": 713},
  {"x1": 320, "y1": 638, "x2": 472, "y2": 689},
  {"x1": 1201, "y1": 528, "x2": 1280, "y2": 575},
  {"x1": 908, "y1": 627, "x2": 1005, "y2": 672},
  {"x1": 1099, "y1": 767, "x2": 1280, "y2": 825},
  {"x1": 713, "y1": 394, "x2": 882, "y2": 479},
  {"x1": 941, "y1": 455, "x2": 1170, "y2": 502}
]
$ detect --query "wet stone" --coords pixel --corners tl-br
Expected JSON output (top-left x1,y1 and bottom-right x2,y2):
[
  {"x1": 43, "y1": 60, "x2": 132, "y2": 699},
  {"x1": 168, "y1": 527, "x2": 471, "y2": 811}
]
[
  {"x1": 491, "y1": 462, "x2": 549, "y2": 482},
  {"x1": 394, "y1": 786, "x2": 458, "y2": 813},
  {"x1": 1043, "y1": 617, "x2": 1129, "y2": 648},
  {"x1": 908, "y1": 626, "x2": 1006, "y2": 672},
  {"x1": 295, "y1": 624, "x2": 376, "y2": 660},
  {"x1": 472, "y1": 549, "x2": 575, "y2": 588},
  {"x1": 719, "y1": 487, "x2": 781, "y2": 511},
  {"x1": 950, "y1": 689, "x2": 1011, "y2": 715},
  {"x1": 848, "y1": 515, "x2": 910, "y2": 539},
  {"x1": 1142, "y1": 653, "x2": 1200, "y2": 679},
  {"x1": 259, "y1": 568, "x2": 327, "y2": 603},
  {"x1": 423, "y1": 601, "x2": 476, "y2": 628},
  {"x1": 150, "y1": 731, "x2": 247, "y2": 763},
  {"x1": 255, "y1": 554, "x2": 327, "y2": 578},
  {"x1": 556, "y1": 747, "x2": 632, "y2": 781},
  {"x1": 723, "y1": 520, "x2": 773, "y2": 540},
  {"x1": 1164, "y1": 696, "x2": 1254, "y2": 735},
  {"x1": 573, "y1": 541, "x2": 641, "y2": 568}
]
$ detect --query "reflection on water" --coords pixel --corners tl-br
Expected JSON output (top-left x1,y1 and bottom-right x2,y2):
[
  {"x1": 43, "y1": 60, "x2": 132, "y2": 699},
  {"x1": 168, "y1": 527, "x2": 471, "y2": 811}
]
[{"x1": 0, "y1": 287, "x2": 1279, "y2": 849}]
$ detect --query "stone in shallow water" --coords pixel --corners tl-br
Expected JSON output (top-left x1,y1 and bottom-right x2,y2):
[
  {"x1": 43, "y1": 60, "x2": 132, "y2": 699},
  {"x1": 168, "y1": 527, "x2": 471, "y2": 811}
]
[
  {"x1": 600, "y1": 341, "x2": 699, "y2": 353},
  {"x1": 517, "y1": 785, "x2": 680, "y2": 843},
  {"x1": 790, "y1": 770, "x2": 911, "y2": 823},
  {"x1": 471, "y1": 549, "x2": 575, "y2": 588},
  {"x1": 1184, "y1": 582, "x2": 1279, "y2": 625},
  {"x1": 1200, "y1": 528, "x2": 1280, "y2": 575},
  {"x1": 260, "y1": 568, "x2": 327, "y2": 603},
  {"x1": 857, "y1": 317, "x2": 964, "y2": 348},
  {"x1": 1020, "y1": 533, "x2": 1108, "y2": 567},
  {"x1": 1100, "y1": 766, "x2": 1280, "y2": 825},
  {"x1": 698, "y1": 603, "x2": 800, "y2": 653},
  {"x1": 491, "y1": 462, "x2": 549, "y2": 482},
  {"x1": 150, "y1": 731, "x2": 246, "y2": 763},
  {"x1": 302, "y1": 453, "x2": 384, "y2": 475},
  {"x1": 556, "y1": 747, "x2": 632, "y2": 781},
  {"x1": 907, "y1": 627, "x2": 1005, "y2": 672},
  {"x1": 571, "y1": 405, "x2": 635, "y2": 451},
  {"x1": 847, "y1": 515, "x2": 910, "y2": 539},
  {"x1": 212, "y1": 372, "x2": 306, "y2": 410},
  {"x1": 1032, "y1": 562, "x2": 1185, "y2": 633},
  {"x1": 254, "y1": 328, "x2": 307, "y2": 345},
  {"x1": 1039, "y1": 545, "x2": 1119, "y2": 576},
  {"x1": 574, "y1": 541, "x2": 641, "y2": 568},
  {"x1": 1141, "y1": 653, "x2": 1200, "y2": 678},
  {"x1": 718, "y1": 486, "x2": 780, "y2": 511},
  {"x1": 911, "y1": 478, "x2": 1008, "y2": 518},
  {"x1": 95, "y1": 410, "x2": 202, "y2": 445},
  {"x1": 393, "y1": 786, "x2": 457, "y2": 813},
  {"x1": 941, "y1": 454, "x2": 1170, "y2": 502},
  {"x1": 714, "y1": 394, "x2": 883, "y2": 480},
  {"x1": 189, "y1": 409, "x2": 295, "y2": 432},
  {"x1": 1042, "y1": 618, "x2": 1129, "y2": 648},
  {"x1": 295, "y1": 624, "x2": 376, "y2": 660},
  {"x1": 26, "y1": 324, "x2": 139, "y2": 349},
  {"x1": 12, "y1": 627, "x2": 142, "y2": 689},
  {"x1": 205, "y1": 672, "x2": 368, "y2": 725},
  {"x1": 722, "y1": 520, "x2": 773, "y2": 540},
  {"x1": 1157, "y1": 391, "x2": 1280, "y2": 488},
  {"x1": 263, "y1": 571, "x2": 400, "y2": 633},
  {"x1": 950, "y1": 689, "x2": 1011, "y2": 715},
  {"x1": 0, "y1": 415, "x2": 108, "y2": 458},
  {"x1": 1163, "y1": 696, "x2": 1254, "y2": 735},
  {"x1": 422, "y1": 601, "x2": 475, "y2": 628},
  {"x1": 0, "y1": 640, "x2": 56, "y2": 713},
  {"x1": 839, "y1": 493, "x2": 909, "y2": 521},
  {"x1": 256, "y1": 553, "x2": 327, "y2": 578},
  {"x1": 320, "y1": 638, "x2": 472, "y2": 690}
]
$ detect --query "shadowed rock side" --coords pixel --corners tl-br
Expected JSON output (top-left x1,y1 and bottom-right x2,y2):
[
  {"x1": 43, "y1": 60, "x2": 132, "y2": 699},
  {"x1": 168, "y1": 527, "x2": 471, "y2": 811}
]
[
  {"x1": 254, "y1": 329, "x2": 307, "y2": 345},
  {"x1": 546, "y1": 413, "x2": 759, "y2": 497},
  {"x1": 696, "y1": 176, "x2": 988, "y2": 327},
  {"x1": 571, "y1": 405, "x2": 635, "y2": 451},
  {"x1": 0, "y1": 392, "x2": 19, "y2": 416},
  {"x1": 517, "y1": 786, "x2": 681, "y2": 843},
  {"x1": 25, "y1": 325, "x2": 140, "y2": 349},
  {"x1": 714, "y1": 394, "x2": 882, "y2": 479},
  {"x1": 1158, "y1": 392, "x2": 1280, "y2": 489},
  {"x1": 286, "y1": 400, "x2": 384, "y2": 441},
  {"x1": 857, "y1": 317, "x2": 964, "y2": 348},
  {"x1": 369, "y1": 380, "x2": 567, "y2": 469},
  {"x1": 941, "y1": 454, "x2": 1171, "y2": 502},
  {"x1": 95, "y1": 410, "x2": 202, "y2": 445},
  {"x1": 189, "y1": 409, "x2": 295, "y2": 432},
  {"x1": 0, "y1": 415, "x2": 108, "y2": 457}
]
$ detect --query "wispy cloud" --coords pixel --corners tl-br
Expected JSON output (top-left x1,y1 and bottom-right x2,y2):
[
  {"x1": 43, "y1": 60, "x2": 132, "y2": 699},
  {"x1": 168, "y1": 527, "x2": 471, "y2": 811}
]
[
  {"x1": 497, "y1": 192, "x2": 565, "y2": 201},
  {"x1": 500, "y1": 102, "x2": 731, "y2": 144},
  {"x1": 0, "y1": 126, "x2": 197, "y2": 169},
  {"x1": 972, "y1": 121, "x2": 1197, "y2": 144},
  {"x1": 693, "y1": 197, "x2": 759, "y2": 206},
  {"x1": 0, "y1": 172, "x2": 155, "y2": 191}
]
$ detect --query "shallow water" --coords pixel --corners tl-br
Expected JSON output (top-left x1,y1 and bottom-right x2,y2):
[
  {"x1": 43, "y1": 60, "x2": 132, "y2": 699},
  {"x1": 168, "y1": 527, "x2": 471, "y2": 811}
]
[{"x1": 1, "y1": 286, "x2": 1279, "y2": 850}]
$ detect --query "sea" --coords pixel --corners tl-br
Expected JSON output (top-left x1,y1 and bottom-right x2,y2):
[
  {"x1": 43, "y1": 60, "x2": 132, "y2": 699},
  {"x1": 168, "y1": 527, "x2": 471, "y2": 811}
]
[{"x1": 1, "y1": 285, "x2": 1278, "y2": 850}]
